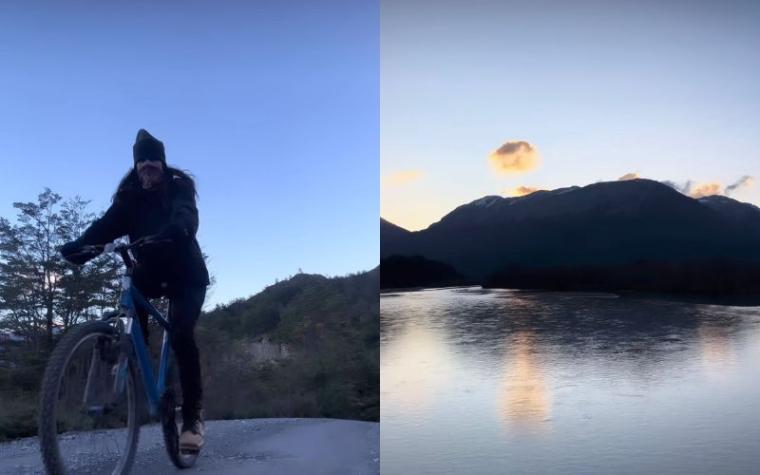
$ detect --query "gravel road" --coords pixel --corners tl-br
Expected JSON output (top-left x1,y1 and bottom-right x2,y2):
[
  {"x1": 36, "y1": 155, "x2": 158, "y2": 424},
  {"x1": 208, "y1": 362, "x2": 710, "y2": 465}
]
[{"x1": 0, "y1": 418, "x2": 379, "y2": 474}]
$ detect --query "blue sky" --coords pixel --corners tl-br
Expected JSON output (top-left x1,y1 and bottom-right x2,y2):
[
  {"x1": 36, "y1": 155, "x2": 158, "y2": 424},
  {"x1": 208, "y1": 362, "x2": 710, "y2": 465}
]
[
  {"x1": 381, "y1": 0, "x2": 760, "y2": 230},
  {"x1": 0, "y1": 0, "x2": 379, "y2": 308}
]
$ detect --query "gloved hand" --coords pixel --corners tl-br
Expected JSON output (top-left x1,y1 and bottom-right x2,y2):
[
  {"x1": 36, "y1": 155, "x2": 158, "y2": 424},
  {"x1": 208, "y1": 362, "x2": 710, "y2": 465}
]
[{"x1": 59, "y1": 240, "x2": 98, "y2": 265}]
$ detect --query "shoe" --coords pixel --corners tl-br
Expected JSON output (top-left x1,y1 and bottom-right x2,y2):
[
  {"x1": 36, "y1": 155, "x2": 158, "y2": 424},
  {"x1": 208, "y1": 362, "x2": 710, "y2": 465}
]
[{"x1": 179, "y1": 418, "x2": 205, "y2": 452}]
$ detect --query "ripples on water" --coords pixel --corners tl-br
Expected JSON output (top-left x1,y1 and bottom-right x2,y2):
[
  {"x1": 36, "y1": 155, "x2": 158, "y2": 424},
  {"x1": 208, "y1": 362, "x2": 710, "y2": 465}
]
[{"x1": 381, "y1": 287, "x2": 760, "y2": 475}]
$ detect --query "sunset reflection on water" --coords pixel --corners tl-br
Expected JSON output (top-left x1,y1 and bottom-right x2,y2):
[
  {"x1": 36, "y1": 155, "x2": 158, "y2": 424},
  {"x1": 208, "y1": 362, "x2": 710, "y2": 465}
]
[
  {"x1": 500, "y1": 330, "x2": 550, "y2": 431},
  {"x1": 381, "y1": 320, "x2": 450, "y2": 413},
  {"x1": 698, "y1": 323, "x2": 736, "y2": 372}
]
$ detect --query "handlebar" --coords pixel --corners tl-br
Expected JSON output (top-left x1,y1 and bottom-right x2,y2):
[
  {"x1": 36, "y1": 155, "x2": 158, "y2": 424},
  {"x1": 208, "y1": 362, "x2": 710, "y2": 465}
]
[
  {"x1": 89, "y1": 235, "x2": 172, "y2": 253},
  {"x1": 62, "y1": 235, "x2": 173, "y2": 268}
]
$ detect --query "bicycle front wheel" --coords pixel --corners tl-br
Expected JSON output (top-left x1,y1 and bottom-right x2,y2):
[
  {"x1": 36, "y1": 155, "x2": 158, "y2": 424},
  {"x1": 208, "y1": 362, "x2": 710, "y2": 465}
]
[{"x1": 38, "y1": 320, "x2": 140, "y2": 475}]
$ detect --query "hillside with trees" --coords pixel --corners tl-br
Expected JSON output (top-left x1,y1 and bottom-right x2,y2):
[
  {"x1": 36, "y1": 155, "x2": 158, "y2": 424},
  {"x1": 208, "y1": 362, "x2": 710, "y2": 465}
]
[{"x1": 197, "y1": 269, "x2": 379, "y2": 423}]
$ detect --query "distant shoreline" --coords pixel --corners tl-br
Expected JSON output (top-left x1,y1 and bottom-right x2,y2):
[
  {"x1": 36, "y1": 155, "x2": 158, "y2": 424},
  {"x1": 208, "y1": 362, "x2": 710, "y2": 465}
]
[
  {"x1": 381, "y1": 285, "x2": 760, "y2": 307},
  {"x1": 380, "y1": 284, "x2": 476, "y2": 294}
]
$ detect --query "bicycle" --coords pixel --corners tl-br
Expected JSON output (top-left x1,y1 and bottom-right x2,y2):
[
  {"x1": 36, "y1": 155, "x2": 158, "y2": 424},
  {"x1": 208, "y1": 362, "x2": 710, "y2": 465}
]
[{"x1": 38, "y1": 236, "x2": 199, "y2": 474}]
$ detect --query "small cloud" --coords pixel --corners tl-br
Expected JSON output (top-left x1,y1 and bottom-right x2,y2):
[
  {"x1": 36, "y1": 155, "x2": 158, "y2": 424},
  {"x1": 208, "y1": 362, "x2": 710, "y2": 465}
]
[
  {"x1": 382, "y1": 170, "x2": 424, "y2": 187},
  {"x1": 504, "y1": 186, "x2": 543, "y2": 197},
  {"x1": 725, "y1": 175, "x2": 755, "y2": 195},
  {"x1": 662, "y1": 176, "x2": 755, "y2": 199},
  {"x1": 489, "y1": 140, "x2": 540, "y2": 175},
  {"x1": 618, "y1": 173, "x2": 640, "y2": 181},
  {"x1": 689, "y1": 183, "x2": 723, "y2": 198}
]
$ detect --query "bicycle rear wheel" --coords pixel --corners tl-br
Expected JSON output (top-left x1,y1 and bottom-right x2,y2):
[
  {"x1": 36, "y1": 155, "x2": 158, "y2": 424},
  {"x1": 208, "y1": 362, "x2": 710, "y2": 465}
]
[{"x1": 38, "y1": 320, "x2": 140, "y2": 475}]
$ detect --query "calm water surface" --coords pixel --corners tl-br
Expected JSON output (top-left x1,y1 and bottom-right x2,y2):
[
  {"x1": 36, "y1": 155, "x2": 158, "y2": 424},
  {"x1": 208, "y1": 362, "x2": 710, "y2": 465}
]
[{"x1": 380, "y1": 287, "x2": 760, "y2": 474}]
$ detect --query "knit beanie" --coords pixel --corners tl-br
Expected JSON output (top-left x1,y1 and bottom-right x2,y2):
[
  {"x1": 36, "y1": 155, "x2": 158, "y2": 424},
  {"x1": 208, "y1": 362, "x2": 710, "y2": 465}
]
[{"x1": 133, "y1": 129, "x2": 166, "y2": 167}]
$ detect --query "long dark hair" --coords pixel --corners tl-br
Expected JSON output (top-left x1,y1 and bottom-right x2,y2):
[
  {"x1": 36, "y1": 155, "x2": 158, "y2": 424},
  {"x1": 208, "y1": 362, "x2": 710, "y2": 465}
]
[{"x1": 113, "y1": 166, "x2": 198, "y2": 206}]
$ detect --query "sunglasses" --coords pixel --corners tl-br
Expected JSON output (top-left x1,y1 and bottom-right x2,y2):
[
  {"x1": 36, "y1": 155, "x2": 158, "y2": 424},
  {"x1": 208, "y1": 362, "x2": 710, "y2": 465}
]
[{"x1": 135, "y1": 156, "x2": 162, "y2": 163}]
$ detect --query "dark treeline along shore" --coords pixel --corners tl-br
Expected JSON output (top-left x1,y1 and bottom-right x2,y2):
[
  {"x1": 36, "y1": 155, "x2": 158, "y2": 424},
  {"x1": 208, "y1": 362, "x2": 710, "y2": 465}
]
[
  {"x1": 0, "y1": 189, "x2": 379, "y2": 441},
  {"x1": 381, "y1": 179, "x2": 760, "y2": 301}
]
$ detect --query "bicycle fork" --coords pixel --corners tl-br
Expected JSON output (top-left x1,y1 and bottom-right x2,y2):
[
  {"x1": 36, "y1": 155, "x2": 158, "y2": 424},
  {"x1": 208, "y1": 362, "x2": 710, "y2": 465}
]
[{"x1": 81, "y1": 321, "x2": 130, "y2": 415}]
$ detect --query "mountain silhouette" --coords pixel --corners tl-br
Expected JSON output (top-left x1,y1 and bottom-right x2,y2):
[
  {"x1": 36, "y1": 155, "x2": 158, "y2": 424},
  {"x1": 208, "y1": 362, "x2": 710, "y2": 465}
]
[{"x1": 381, "y1": 179, "x2": 760, "y2": 294}]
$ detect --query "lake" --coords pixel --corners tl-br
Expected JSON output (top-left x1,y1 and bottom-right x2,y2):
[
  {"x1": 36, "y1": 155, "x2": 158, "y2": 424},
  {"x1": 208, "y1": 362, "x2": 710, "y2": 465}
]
[{"x1": 380, "y1": 287, "x2": 760, "y2": 474}]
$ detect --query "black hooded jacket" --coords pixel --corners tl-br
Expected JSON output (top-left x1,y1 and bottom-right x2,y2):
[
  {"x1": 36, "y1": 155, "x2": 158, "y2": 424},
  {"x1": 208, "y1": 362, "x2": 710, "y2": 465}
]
[{"x1": 66, "y1": 170, "x2": 210, "y2": 297}]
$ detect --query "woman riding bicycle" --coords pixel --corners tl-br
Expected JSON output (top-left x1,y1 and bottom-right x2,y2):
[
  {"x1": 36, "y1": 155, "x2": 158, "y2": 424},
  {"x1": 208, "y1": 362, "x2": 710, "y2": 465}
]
[{"x1": 60, "y1": 129, "x2": 210, "y2": 451}]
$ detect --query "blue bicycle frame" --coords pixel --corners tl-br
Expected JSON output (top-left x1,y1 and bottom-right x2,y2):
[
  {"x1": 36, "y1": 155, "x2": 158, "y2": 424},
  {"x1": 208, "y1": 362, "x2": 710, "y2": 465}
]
[{"x1": 108, "y1": 274, "x2": 173, "y2": 418}]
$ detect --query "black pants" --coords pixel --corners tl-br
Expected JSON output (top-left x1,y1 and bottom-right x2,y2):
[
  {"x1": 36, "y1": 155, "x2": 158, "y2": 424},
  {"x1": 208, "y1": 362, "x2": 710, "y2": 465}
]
[{"x1": 136, "y1": 285, "x2": 206, "y2": 424}]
